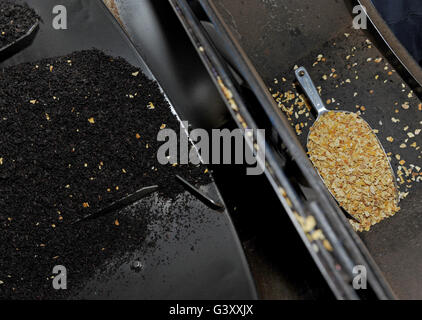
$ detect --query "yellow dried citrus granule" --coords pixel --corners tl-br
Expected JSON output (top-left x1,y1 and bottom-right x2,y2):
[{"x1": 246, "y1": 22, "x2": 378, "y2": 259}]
[{"x1": 307, "y1": 111, "x2": 400, "y2": 232}]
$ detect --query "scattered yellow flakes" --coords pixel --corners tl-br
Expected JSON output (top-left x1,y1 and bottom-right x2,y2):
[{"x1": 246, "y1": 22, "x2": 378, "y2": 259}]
[
  {"x1": 160, "y1": 124, "x2": 166, "y2": 130},
  {"x1": 323, "y1": 239, "x2": 333, "y2": 251},
  {"x1": 135, "y1": 133, "x2": 141, "y2": 139},
  {"x1": 204, "y1": 168, "x2": 208, "y2": 174},
  {"x1": 114, "y1": 219, "x2": 120, "y2": 226},
  {"x1": 386, "y1": 136, "x2": 394, "y2": 142},
  {"x1": 0, "y1": 158, "x2": 3, "y2": 165},
  {"x1": 88, "y1": 117, "x2": 95, "y2": 124},
  {"x1": 29, "y1": 99, "x2": 37, "y2": 104},
  {"x1": 400, "y1": 143, "x2": 407, "y2": 149},
  {"x1": 49, "y1": 66, "x2": 54, "y2": 72},
  {"x1": 115, "y1": 186, "x2": 119, "y2": 191},
  {"x1": 147, "y1": 102, "x2": 155, "y2": 109},
  {"x1": 82, "y1": 202, "x2": 90, "y2": 208},
  {"x1": 45, "y1": 113, "x2": 51, "y2": 121},
  {"x1": 132, "y1": 71, "x2": 139, "y2": 77}
]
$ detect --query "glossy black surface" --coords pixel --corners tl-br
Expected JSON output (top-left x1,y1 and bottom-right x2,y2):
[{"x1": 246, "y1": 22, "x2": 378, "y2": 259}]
[{"x1": 112, "y1": 0, "x2": 229, "y2": 130}]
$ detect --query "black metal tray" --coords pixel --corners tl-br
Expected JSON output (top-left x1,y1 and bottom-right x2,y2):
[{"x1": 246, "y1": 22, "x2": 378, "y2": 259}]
[
  {"x1": 0, "y1": 20, "x2": 39, "y2": 62},
  {"x1": 0, "y1": 0, "x2": 256, "y2": 299},
  {"x1": 178, "y1": 0, "x2": 422, "y2": 299}
]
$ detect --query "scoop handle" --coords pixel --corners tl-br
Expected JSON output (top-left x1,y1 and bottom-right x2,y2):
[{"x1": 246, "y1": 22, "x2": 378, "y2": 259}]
[{"x1": 295, "y1": 67, "x2": 328, "y2": 116}]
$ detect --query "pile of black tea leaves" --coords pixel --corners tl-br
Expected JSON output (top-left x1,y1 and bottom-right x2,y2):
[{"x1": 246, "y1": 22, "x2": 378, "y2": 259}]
[
  {"x1": 0, "y1": 49, "x2": 208, "y2": 299},
  {"x1": 0, "y1": 0, "x2": 38, "y2": 48}
]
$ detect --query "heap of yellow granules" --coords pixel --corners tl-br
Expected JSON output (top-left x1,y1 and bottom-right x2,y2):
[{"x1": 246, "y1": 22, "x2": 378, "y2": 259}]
[{"x1": 307, "y1": 111, "x2": 400, "y2": 231}]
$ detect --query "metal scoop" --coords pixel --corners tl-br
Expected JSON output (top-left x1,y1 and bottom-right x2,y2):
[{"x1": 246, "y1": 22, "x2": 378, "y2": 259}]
[
  {"x1": 295, "y1": 66, "x2": 400, "y2": 222},
  {"x1": 0, "y1": 20, "x2": 39, "y2": 61}
]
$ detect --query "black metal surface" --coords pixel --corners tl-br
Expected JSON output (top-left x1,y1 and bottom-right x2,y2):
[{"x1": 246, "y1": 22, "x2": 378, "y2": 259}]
[
  {"x1": 0, "y1": 0, "x2": 256, "y2": 299},
  {"x1": 372, "y1": 0, "x2": 422, "y2": 66},
  {"x1": 0, "y1": 21, "x2": 39, "y2": 61},
  {"x1": 176, "y1": 175, "x2": 225, "y2": 211},
  {"x1": 207, "y1": 0, "x2": 422, "y2": 299},
  {"x1": 358, "y1": 0, "x2": 422, "y2": 93},
  {"x1": 74, "y1": 185, "x2": 160, "y2": 224},
  {"x1": 110, "y1": 0, "x2": 230, "y2": 130},
  {"x1": 170, "y1": 0, "x2": 392, "y2": 300}
]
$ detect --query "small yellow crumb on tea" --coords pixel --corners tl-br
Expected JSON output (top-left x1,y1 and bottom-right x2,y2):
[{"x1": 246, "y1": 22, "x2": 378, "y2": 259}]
[
  {"x1": 147, "y1": 102, "x2": 155, "y2": 109},
  {"x1": 82, "y1": 202, "x2": 89, "y2": 208},
  {"x1": 135, "y1": 133, "x2": 141, "y2": 139},
  {"x1": 88, "y1": 117, "x2": 95, "y2": 124},
  {"x1": 386, "y1": 136, "x2": 394, "y2": 142},
  {"x1": 132, "y1": 71, "x2": 139, "y2": 77},
  {"x1": 160, "y1": 124, "x2": 166, "y2": 130},
  {"x1": 307, "y1": 111, "x2": 399, "y2": 232},
  {"x1": 114, "y1": 219, "x2": 120, "y2": 226}
]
